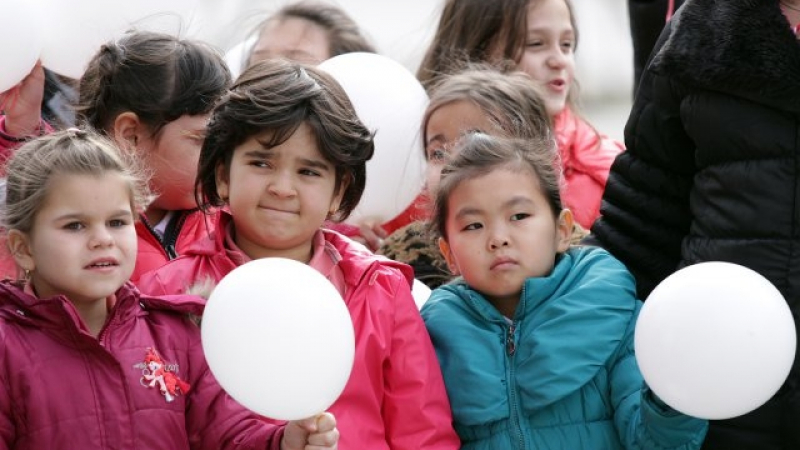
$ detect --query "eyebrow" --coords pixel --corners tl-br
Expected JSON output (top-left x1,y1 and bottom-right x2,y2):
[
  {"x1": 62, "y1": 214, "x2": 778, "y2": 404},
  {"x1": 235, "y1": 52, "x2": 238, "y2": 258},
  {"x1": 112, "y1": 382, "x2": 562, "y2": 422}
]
[
  {"x1": 426, "y1": 134, "x2": 446, "y2": 147},
  {"x1": 54, "y1": 209, "x2": 134, "y2": 221},
  {"x1": 453, "y1": 195, "x2": 534, "y2": 221},
  {"x1": 242, "y1": 149, "x2": 332, "y2": 172}
]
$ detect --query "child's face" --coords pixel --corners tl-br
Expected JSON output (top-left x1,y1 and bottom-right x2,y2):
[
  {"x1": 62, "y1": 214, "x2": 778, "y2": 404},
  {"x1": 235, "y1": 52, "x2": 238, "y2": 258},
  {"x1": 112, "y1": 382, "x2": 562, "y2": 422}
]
[
  {"x1": 13, "y1": 173, "x2": 137, "y2": 305},
  {"x1": 216, "y1": 123, "x2": 344, "y2": 262},
  {"x1": 249, "y1": 17, "x2": 331, "y2": 66},
  {"x1": 424, "y1": 100, "x2": 498, "y2": 193},
  {"x1": 138, "y1": 113, "x2": 209, "y2": 216},
  {"x1": 517, "y1": 0, "x2": 575, "y2": 117},
  {"x1": 439, "y1": 168, "x2": 571, "y2": 305}
]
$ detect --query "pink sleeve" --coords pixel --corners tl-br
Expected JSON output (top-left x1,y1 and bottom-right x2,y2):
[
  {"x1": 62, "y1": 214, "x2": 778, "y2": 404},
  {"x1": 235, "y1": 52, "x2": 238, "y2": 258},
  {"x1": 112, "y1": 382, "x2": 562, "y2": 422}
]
[{"x1": 382, "y1": 274, "x2": 461, "y2": 450}]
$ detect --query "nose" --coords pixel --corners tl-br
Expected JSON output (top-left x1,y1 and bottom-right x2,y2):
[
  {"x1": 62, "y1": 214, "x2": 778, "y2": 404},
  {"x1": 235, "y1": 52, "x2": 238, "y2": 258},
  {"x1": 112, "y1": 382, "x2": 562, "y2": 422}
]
[
  {"x1": 90, "y1": 226, "x2": 114, "y2": 248},
  {"x1": 267, "y1": 171, "x2": 296, "y2": 198},
  {"x1": 546, "y1": 48, "x2": 568, "y2": 69},
  {"x1": 487, "y1": 227, "x2": 510, "y2": 250}
]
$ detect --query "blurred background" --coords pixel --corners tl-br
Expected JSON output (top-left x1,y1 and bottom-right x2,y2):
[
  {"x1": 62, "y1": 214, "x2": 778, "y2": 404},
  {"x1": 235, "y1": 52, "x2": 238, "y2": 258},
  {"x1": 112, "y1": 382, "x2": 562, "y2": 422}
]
[{"x1": 186, "y1": 0, "x2": 634, "y2": 142}]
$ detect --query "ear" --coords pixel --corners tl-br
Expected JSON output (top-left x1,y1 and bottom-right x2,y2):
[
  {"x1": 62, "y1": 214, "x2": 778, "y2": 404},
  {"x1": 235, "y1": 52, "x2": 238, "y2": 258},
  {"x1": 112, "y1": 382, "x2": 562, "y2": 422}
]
[
  {"x1": 111, "y1": 112, "x2": 142, "y2": 149},
  {"x1": 6, "y1": 230, "x2": 35, "y2": 273},
  {"x1": 555, "y1": 208, "x2": 574, "y2": 253},
  {"x1": 215, "y1": 162, "x2": 230, "y2": 202},
  {"x1": 438, "y1": 237, "x2": 460, "y2": 275}
]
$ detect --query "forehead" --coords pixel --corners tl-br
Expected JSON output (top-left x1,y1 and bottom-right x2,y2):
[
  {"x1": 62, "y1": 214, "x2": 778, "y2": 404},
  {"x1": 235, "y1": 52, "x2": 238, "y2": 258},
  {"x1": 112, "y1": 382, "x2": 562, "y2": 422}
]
[
  {"x1": 426, "y1": 100, "x2": 500, "y2": 141},
  {"x1": 238, "y1": 123, "x2": 327, "y2": 161},
  {"x1": 40, "y1": 172, "x2": 134, "y2": 214},
  {"x1": 448, "y1": 167, "x2": 545, "y2": 209},
  {"x1": 526, "y1": 0, "x2": 573, "y2": 31},
  {"x1": 253, "y1": 16, "x2": 331, "y2": 64}
]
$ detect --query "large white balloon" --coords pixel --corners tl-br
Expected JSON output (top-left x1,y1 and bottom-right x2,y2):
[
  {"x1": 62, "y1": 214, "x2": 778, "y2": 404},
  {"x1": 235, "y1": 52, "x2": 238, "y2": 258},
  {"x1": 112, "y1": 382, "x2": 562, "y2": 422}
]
[
  {"x1": 635, "y1": 262, "x2": 796, "y2": 420},
  {"x1": 37, "y1": 0, "x2": 199, "y2": 79},
  {"x1": 0, "y1": 0, "x2": 43, "y2": 92},
  {"x1": 318, "y1": 53, "x2": 428, "y2": 225},
  {"x1": 202, "y1": 258, "x2": 355, "y2": 420}
]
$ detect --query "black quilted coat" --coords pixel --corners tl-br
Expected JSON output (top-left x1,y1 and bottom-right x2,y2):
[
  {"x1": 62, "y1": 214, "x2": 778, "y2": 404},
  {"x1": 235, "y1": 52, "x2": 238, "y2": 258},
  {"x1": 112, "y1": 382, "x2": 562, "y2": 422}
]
[{"x1": 591, "y1": 1, "x2": 800, "y2": 448}]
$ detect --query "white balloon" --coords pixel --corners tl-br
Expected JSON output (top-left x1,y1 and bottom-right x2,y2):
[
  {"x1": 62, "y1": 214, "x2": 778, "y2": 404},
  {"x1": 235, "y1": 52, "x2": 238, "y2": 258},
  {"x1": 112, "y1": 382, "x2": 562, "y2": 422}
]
[
  {"x1": 411, "y1": 279, "x2": 431, "y2": 310},
  {"x1": 224, "y1": 36, "x2": 256, "y2": 80},
  {"x1": 0, "y1": 0, "x2": 44, "y2": 92},
  {"x1": 37, "y1": 0, "x2": 200, "y2": 79},
  {"x1": 318, "y1": 53, "x2": 428, "y2": 225},
  {"x1": 635, "y1": 262, "x2": 796, "y2": 420},
  {"x1": 202, "y1": 258, "x2": 355, "y2": 420}
]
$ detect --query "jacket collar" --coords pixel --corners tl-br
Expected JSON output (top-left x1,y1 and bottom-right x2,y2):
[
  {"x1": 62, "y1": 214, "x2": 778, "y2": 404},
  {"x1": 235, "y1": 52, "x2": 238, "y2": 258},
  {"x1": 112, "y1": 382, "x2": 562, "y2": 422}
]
[
  {"x1": 653, "y1": 0, "x2": 800, "y2": 112},
  {"x1": 0, "y1": 281, "x2": 204, "y2": 343},
  {"x1": 446, "y1": 248, "x2": 638, "y2": 409},
  {"x1": 188, "y1": 210, "x2": 415, "y2": 290}
]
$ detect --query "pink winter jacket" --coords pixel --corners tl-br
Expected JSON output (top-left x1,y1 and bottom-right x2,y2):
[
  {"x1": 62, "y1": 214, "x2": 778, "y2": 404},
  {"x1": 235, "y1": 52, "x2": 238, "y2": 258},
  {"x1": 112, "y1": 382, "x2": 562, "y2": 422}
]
[
  {"x1": 137, "y1": 212, "x2": 460, "y2": 450},
  {"x1": 0, "y1": 280, "x2": 285, "y2": 450},
  {"x1": 554, "y1": 108, "x2": 625, "y2": 229}
]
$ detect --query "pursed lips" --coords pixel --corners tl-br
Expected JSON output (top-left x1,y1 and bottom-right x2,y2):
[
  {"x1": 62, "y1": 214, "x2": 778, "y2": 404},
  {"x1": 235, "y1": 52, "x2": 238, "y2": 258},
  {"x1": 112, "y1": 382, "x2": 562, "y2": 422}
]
[
  {"x1": 490, "y1": 256, "x2": 518, "y2": 270},
  {"x1": 258, "y1": 205, "x2": 299, "y2": 215}
]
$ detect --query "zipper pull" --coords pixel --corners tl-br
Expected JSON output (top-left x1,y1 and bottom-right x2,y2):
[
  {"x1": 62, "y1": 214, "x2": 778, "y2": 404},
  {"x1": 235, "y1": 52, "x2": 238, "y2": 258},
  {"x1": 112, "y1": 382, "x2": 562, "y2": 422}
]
[
  {"x1": 166, "y1": 244, "x2": 177, "y2": 259},
  {"x1": 506, "y1": 321, "x2": 516, "y2": 355}
]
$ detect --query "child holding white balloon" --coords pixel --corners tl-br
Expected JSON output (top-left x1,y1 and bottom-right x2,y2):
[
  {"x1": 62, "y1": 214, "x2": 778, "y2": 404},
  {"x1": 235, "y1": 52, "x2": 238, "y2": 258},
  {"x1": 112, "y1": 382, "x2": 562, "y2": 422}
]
[
  {"x1": 421, "y1": 132, "x2": 707, "y2": 449},
  {"x1": 137, "y1": 58, "x2": 460, "y2": 450},
  {"x1": 0, "y1": 129, "x2": 339, "y2": 450}
]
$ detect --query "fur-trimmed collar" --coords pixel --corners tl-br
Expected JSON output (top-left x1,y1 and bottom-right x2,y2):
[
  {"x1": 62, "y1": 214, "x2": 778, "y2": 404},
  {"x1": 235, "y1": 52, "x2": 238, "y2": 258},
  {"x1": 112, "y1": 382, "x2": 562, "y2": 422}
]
[{"x1": 653, "y1": 0, "x2": 800, "y2": 112}]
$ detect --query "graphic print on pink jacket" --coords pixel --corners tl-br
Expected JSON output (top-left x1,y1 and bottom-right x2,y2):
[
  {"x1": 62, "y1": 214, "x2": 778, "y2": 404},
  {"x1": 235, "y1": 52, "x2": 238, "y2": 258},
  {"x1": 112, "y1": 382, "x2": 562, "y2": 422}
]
[
  {"x1": 137, "y1": 212, "x2": 460, "y2": 450},
  {"x1": 554, "y1": 108, "x2": 625, "y2": 229},
  {"x1": 0, "y1": 280, "x2": 285, "y2": 450}
]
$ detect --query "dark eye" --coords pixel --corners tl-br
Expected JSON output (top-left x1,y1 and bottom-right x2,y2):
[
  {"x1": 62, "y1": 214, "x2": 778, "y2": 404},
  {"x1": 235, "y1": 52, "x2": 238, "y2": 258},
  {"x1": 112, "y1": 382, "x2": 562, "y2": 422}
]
[
  {"x1": 64, "y1": 222, "x2": 84, "y2": 231},
  {"x1": 462, "y1": 222, "x2": 483, "y2": 231},
  {"x1": 109, "y1": 219, "x2": 129, "y2": 228},
  {"x1": 249, "y1": 160, "x2": 270, "y2": 168},
  {"x1": 428, "y1": 148, "x2": 447, "y2": 162},
  {"x1": 299, "y1": 168, "x2": 321, "y2": 177},
  {"x1": 510, "y1": 213, "x2": 530, "y2": 221}
]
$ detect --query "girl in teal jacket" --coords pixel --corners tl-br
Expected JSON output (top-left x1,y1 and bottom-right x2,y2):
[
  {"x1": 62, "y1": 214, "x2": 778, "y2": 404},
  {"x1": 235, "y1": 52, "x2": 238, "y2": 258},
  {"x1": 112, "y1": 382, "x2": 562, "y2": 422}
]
[{"x1": 421, "y1": 132, "x2": 707, "y2": 449}]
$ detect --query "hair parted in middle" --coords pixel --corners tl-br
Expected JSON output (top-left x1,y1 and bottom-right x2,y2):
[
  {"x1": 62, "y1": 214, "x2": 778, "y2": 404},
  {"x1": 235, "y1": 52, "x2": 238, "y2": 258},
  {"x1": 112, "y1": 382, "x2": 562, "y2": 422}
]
[
  {"x1": 196, "y1": 58, "x2": 375, "y2": 222},
  {"x1": 430, "y1": 132, "x2": 563, "y2": 241}
]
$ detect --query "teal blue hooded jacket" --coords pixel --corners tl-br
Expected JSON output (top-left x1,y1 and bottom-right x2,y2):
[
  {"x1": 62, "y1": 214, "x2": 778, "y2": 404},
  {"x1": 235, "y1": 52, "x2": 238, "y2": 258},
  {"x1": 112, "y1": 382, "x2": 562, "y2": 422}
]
[{"x1": 421, "y1": 247, "x2": 707, "y2": 449}]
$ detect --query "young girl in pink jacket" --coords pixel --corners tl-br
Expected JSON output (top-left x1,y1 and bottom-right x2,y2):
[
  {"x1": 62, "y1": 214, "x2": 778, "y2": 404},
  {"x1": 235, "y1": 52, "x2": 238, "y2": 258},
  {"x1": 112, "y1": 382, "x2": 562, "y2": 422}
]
[
  {"x1": 136, "y1": 58, "x2": 459, "y2": 450},
  {"x1": 0, "y1": 129, "x2": 338, "y2": 450}
]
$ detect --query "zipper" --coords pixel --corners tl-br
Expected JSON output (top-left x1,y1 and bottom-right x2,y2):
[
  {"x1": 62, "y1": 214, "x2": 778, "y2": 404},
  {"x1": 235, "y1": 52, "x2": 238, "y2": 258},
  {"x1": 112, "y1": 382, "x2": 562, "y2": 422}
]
[
  {"x1": 161, "y1": 211, "x2": 188, "y2": 260},
  {"x1": 140, "y1": 210, "x2": 189, "y2": 260},
  {"x1": 505, "y1": 320, "x2": 526, "y2": 450}
]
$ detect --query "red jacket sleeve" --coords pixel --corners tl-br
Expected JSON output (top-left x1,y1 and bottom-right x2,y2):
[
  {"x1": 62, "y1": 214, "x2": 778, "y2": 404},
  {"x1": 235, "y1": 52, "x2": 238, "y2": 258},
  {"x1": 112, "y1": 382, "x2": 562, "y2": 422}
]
[{"x1": 186, "y1": 337, "x2": 285, "y2": 450}]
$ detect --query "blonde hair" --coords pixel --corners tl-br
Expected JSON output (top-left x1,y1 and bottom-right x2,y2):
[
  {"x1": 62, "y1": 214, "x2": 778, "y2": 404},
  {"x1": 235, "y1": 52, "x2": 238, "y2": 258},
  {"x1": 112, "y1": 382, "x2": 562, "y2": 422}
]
[{"x1": 3, "y1": 129, "x2": 149, "y2": 233}]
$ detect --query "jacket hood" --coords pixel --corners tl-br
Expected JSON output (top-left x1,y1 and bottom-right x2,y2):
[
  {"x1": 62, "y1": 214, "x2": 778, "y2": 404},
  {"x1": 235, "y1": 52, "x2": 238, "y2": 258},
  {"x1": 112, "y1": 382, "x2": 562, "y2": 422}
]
[
  {"x1": 436, "y1": 247, "x2": 637, "y2": 410},
  {"x1": 654, "y1": 0, "x2": 800, "y2": 112}
]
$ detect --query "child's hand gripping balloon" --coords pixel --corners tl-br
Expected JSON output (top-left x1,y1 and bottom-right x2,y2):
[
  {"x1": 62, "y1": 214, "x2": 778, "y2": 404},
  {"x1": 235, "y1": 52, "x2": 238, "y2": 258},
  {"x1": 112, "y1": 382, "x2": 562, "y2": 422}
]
[{"x1": 282, "y1": 412, "x2": 339, "y2": 450}]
